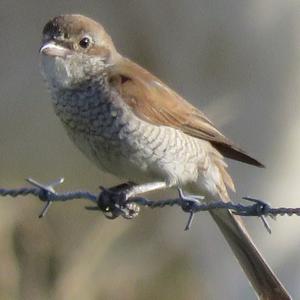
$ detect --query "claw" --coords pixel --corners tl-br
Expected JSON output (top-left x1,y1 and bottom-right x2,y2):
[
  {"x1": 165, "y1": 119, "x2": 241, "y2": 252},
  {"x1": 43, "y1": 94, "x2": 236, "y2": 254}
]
[{"x1": 97, "y1": 183, "x2": 140, "y2": 220}]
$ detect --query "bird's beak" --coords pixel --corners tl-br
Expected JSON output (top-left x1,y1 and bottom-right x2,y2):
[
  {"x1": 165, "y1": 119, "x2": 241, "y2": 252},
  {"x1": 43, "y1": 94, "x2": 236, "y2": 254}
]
[{"x1": 39, "y1": 42, "x2": 71, "y2": 58}]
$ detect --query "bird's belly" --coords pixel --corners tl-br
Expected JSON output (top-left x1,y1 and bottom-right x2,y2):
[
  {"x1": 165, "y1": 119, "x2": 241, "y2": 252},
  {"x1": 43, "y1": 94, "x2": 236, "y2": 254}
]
[{"x1": 65, "y1": 114, "x2": 206, "y2": 185}]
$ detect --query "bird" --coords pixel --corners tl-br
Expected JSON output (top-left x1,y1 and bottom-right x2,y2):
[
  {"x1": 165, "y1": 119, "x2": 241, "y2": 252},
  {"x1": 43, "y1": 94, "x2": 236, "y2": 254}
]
[{"x1": 39, "y1": 14, "x2": 290, "y2": 299}]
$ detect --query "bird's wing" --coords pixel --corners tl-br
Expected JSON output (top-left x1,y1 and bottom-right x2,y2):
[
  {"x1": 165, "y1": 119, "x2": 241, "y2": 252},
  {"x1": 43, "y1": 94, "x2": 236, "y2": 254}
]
[{"x1": 109, "y1": 58, "x2": 264, "y2": 167}]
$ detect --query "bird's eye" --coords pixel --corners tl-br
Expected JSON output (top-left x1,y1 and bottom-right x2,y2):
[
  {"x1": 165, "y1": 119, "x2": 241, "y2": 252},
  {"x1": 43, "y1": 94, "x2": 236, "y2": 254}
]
[{"x1": 79, "y1": 36, "x2": 91, "y2": 49}]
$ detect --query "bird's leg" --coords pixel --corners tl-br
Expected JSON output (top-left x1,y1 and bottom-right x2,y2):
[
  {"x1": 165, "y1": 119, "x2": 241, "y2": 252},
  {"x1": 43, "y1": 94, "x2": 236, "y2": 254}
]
[
  {"x1": 125, "y1": 182, "x2": 168, "y2": 198},
  {"x1": 97, "y1": 181, "x2": 168, "y2": 219}
]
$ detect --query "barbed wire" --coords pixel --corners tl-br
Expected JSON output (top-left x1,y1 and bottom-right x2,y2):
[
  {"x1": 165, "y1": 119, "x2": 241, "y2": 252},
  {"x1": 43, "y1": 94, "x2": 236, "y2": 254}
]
[{"x1": 0, "y1": 177, "x2": 299, "y2": 232}]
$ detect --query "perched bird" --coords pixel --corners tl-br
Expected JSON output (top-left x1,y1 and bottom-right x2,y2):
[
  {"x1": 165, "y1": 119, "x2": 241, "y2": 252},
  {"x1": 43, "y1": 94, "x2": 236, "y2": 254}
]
[{"x1": 40, "y1": 14, "x2": 290, "y2": 299}]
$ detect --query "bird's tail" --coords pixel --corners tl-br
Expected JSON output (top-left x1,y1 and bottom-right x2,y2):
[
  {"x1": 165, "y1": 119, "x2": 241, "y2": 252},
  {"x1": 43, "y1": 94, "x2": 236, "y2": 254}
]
[
  {"x1": 210, "y1": 208, "x2": 291, "y2": 299},
  {"x1": 209, "y1": 158, "x2": 291, "y2": 299}
]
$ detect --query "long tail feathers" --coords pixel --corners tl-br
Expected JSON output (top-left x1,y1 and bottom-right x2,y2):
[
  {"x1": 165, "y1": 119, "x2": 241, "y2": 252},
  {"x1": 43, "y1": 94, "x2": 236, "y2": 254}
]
[{"x1": 210, "y1": 208, "x2": 291, "y2": 300}]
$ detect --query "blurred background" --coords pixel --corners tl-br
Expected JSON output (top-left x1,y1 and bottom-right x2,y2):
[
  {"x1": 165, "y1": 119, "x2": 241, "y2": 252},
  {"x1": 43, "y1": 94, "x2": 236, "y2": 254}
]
[{"x1": 0, "y1": 0, "x2": 299, "y2": 299}]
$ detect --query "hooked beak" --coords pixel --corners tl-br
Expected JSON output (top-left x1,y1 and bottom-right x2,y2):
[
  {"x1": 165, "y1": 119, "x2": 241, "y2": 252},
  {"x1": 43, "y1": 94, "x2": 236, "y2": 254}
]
[{"x1": 39, "y1": 42, "x2": 72, "y2": 58}]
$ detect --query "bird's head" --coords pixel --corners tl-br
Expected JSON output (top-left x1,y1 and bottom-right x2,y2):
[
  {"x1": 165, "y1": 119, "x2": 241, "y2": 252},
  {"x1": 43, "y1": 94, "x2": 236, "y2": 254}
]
[{"x1": 40, "y1": 14, "x2": 119, "y2": 88}]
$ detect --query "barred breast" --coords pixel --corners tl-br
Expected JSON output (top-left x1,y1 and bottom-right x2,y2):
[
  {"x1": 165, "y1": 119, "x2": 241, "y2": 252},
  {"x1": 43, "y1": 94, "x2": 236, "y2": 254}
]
[{"x1": 51, "y1": 80, "x2": 213, "y2": 187}]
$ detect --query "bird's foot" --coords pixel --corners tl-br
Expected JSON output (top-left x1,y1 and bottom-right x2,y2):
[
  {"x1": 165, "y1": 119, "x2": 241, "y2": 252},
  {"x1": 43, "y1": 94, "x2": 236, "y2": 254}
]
[
  {"x1": 94, "y1": 181, "x2": 168, "y2": 220},
  {"x1": 97, "y1": 182, "x2": 140, "y2": 219}
]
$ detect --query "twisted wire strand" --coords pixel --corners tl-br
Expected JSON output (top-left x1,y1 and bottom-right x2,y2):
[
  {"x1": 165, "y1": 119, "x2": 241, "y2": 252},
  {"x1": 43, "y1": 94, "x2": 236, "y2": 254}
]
[{"x1": 0, "y1": 183, "x2": 299, "y2": 217}]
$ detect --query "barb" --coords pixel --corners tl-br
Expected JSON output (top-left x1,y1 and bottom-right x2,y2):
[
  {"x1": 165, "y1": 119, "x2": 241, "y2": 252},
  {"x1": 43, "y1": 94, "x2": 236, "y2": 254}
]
[{"x1": 0, "y1": 178, "x2": 300, "y2": 231}]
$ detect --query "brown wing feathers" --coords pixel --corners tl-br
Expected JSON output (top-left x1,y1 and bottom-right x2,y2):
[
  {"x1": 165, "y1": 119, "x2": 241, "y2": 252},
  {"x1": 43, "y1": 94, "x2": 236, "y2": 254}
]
[{"x1": 110, "y1": 58, "x2": 264, "y2": 168}]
